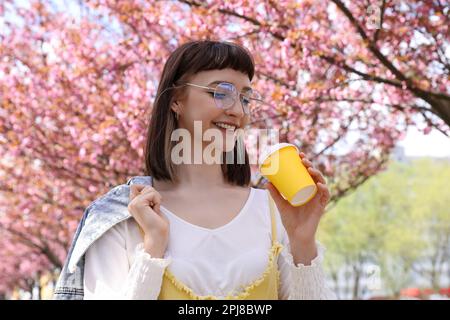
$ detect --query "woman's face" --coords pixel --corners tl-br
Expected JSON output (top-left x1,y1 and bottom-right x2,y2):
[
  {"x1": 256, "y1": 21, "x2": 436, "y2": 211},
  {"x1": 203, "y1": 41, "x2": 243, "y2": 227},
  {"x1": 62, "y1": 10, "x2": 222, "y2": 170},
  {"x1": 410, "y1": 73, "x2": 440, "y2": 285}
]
[{"x1": 173, "y1": 68, "x2": 252, "y2": 156}]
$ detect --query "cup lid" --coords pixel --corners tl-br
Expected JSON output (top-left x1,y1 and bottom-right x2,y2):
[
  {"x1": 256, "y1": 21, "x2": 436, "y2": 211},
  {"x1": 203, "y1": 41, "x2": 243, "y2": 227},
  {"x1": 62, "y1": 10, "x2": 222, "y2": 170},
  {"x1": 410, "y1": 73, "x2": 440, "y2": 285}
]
[{"x1": 258, "y1": 143, "x2": 300, "y2": 171}]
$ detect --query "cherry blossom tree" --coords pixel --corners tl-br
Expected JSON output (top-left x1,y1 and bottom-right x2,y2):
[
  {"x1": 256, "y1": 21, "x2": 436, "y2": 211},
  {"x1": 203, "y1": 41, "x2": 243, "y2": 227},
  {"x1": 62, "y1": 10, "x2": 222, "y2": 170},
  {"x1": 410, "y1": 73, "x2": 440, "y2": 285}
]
[{"x1": 0, "y1": 0, "x2": 448, "y2": 297}]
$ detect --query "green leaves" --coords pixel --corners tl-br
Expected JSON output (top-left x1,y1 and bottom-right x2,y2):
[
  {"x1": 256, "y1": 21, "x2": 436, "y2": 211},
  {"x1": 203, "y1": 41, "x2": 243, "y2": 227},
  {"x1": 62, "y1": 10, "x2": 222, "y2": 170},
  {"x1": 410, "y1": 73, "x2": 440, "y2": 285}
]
[{"x1": 318, "y1": 158, "x2": 450, "y2": 298}]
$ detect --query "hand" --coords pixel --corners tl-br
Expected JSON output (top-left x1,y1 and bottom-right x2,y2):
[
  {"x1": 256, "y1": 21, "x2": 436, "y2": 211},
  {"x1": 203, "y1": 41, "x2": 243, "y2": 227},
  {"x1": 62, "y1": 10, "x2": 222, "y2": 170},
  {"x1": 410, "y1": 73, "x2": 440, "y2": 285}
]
[
  {"x1": 128, "y1": 184, "x2": 170, "y2": 258},
  {"x1": 265, "y1": 152, "x2": 330, "y2": 244}
]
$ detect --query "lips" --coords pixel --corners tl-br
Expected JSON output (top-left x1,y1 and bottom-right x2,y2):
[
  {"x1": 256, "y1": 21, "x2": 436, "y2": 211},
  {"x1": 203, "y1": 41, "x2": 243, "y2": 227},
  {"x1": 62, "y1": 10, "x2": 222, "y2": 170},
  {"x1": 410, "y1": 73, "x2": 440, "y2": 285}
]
[{"x1": 212, "y1": 122, "x2": 237, "y2": 130}]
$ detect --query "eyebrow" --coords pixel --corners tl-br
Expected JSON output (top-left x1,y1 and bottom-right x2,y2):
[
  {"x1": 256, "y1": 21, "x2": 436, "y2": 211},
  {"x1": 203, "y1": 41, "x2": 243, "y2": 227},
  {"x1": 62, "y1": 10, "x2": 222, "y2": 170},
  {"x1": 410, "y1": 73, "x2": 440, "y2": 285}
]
[{"x1": 207, "y1": 80, "x2": 252, "y2": 91}]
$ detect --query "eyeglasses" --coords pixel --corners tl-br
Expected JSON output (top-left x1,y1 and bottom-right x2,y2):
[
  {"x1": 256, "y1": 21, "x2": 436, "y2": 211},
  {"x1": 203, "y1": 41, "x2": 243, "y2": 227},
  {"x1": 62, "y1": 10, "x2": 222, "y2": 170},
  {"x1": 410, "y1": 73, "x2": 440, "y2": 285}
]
[{"x1": 174, "y1": 81, "x2": 268, "y2": 116}]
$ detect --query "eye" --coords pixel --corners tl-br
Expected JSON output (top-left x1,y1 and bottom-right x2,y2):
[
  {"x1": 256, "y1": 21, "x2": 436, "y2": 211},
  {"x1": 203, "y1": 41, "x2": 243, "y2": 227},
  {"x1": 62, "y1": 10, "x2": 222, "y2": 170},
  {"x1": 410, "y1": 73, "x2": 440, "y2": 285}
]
[
  {"x1": 208, "y1": 91, "x2": 225, "y2": 100},
  {"x1": 213, "y1": 92, "x2": 227, "y2": 99}
]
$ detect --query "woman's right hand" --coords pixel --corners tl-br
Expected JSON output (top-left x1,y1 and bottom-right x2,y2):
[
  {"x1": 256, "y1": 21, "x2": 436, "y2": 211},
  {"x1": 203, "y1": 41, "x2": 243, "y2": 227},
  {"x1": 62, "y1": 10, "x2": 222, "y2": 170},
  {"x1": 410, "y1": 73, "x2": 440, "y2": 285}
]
[{"x1": 128, "y1": 184, "x2": 170, "y2": 258}]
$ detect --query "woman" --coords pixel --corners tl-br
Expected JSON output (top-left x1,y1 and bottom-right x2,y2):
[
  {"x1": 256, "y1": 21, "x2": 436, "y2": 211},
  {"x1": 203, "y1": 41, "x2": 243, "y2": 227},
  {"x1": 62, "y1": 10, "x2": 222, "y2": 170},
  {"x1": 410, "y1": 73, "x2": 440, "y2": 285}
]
[{"x1": 54, "y1": 40, "x2": 336, "y2": 300}]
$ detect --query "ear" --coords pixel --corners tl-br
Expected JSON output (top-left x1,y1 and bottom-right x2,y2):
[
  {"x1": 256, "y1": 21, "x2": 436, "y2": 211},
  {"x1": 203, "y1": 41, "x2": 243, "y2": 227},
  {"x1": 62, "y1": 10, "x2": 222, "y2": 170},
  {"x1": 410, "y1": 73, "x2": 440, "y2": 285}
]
[{"x1": 171, "y1": 100, "x2": 181, "y2": 114}]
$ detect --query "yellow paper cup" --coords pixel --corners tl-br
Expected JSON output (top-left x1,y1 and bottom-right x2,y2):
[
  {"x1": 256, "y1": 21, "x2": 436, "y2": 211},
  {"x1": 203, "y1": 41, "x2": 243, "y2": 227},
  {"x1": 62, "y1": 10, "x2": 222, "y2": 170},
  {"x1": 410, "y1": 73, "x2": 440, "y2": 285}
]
[{"x1": 259, "y1": 143, "x2": 317, "y2": 206}]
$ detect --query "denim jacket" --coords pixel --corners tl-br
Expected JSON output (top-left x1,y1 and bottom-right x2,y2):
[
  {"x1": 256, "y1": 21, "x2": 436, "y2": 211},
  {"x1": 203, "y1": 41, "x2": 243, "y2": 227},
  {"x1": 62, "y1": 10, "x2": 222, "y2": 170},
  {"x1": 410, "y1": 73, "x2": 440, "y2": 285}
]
[{"x1": 53, "y1": 176, "x2": 153, "y2": 300}]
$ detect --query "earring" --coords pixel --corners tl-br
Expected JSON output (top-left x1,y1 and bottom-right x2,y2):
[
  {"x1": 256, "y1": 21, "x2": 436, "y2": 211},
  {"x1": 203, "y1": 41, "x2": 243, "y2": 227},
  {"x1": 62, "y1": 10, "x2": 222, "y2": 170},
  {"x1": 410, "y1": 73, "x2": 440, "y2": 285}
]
[{"x1": 175, "y1": 112, "x2": 179, "y2": 120}]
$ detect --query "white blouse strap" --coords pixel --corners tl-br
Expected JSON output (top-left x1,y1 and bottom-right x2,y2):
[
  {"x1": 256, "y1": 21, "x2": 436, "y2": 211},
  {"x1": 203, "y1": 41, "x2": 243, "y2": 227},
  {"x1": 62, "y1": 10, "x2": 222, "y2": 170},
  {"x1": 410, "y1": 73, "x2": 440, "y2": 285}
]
[{"x1": 267, "y1": 192, "x2": 277, "y2": 245}]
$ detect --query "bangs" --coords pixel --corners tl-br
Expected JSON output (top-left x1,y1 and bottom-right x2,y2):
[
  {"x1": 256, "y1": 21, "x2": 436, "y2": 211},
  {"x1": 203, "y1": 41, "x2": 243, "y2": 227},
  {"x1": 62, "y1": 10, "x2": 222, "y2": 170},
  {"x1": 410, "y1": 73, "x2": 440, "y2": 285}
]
[{"x1": 176, "y1": 41, "x2": 255, "y2": 82}]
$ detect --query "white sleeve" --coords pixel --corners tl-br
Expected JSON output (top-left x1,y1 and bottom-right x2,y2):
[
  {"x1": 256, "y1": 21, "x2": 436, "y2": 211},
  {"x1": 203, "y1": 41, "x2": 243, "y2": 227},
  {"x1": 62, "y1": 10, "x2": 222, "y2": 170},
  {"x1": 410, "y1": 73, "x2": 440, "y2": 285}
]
[
  {"x1": 274, "y1": 208, "x2": 337, "y2": 300},
  {"x1": 83, "y1": 223, "x2": 171, "y2": 300},
  {"x1": 278, "y1": 239, "x2": 337, "y2": 300}
]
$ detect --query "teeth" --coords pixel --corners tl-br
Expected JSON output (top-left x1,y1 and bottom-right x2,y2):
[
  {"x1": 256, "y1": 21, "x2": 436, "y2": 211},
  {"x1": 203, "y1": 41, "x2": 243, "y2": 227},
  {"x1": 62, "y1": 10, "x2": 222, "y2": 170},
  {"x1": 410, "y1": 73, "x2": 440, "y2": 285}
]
[{"x1": 214, "y1": 122, "x2": 236, "y2": 130}]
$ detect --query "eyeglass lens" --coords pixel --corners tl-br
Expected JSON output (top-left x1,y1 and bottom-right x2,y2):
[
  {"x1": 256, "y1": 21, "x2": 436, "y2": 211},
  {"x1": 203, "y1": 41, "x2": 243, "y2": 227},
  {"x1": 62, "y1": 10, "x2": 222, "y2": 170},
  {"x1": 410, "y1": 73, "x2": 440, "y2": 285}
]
[{"x1": 214, "y1": 83, "x2": 261, "y2": 115}]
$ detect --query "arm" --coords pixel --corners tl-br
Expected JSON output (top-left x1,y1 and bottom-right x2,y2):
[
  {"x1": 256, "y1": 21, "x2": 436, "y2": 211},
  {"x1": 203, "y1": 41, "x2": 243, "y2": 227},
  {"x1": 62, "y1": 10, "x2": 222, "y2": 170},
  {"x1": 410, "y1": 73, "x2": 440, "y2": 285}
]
[
  {"x1": 273, "y1": 203, "x2": 336, "y2": 300},
  {"x1": 83, "y1": 222, "x2": 171, "y2": 300},
  {"x1": 266, "y1": 152, "x2": 336, "y2": 299}
]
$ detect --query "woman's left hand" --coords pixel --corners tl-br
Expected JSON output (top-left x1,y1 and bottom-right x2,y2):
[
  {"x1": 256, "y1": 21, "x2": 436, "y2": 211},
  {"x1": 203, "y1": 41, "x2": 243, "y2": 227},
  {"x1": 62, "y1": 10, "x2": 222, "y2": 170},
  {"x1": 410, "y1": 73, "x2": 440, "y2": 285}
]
[{"x1": 265, "y1": 152, "x2": 331, "y2": 244}]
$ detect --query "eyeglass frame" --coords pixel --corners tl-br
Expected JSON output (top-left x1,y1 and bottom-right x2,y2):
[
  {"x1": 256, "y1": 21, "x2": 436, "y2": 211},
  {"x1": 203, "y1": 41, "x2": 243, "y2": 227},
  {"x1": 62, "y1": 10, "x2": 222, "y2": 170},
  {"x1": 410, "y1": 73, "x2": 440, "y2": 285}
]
[{"x1": 172, "y1": 81, "x2": 270, "y2": 115}]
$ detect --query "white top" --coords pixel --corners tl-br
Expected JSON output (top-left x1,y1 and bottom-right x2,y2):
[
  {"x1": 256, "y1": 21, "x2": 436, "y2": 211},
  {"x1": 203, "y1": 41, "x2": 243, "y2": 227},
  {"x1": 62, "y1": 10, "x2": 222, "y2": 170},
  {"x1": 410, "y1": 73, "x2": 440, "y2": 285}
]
[{"x1": 83, "y1": 188, "x2": 336, "y2": 299}]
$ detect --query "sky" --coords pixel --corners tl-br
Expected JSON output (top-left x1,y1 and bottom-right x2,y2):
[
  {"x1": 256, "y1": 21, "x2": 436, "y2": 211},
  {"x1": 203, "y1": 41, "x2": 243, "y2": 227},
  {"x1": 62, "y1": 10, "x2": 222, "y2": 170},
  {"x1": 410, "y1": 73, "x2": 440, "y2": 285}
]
[{"x1": 397, "y1": 126, "x2": 450, "y2": 158}]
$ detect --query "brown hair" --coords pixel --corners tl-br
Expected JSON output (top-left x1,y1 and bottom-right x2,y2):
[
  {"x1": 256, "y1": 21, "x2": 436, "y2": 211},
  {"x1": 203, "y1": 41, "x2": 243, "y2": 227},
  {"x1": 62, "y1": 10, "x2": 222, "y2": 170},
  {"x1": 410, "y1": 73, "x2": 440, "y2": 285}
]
[{"x1": 144, "y1": 40, "x2": 254, "y2": 186}]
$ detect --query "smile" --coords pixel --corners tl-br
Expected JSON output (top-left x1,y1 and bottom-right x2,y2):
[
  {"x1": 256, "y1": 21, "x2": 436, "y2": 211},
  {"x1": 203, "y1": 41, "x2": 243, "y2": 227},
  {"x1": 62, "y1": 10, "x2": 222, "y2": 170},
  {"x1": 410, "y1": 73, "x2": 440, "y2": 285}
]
[{"x1": 213, "y1": 122, "x2": 236, "y2": 131}]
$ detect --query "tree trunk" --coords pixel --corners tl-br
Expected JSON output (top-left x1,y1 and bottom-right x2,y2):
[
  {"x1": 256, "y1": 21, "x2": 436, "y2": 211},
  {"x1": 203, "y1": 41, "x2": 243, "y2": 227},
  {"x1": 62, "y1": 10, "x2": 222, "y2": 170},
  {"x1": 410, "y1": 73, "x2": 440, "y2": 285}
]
[
  {"x1": 27, "y1": 280, "x2": 34, "y2": 300},
  {"x1": 37, "y1": 282, "x2": 42, "y2": 300},
  {"x1": 352, "y1": 264, "x2": 361, "y2": 300},
  {"x1": 418, "y1": 94, "x2": 450, "y2": 129},
  {"x1": 330, "y1": 271, "x2": 341, "y2": 300}
]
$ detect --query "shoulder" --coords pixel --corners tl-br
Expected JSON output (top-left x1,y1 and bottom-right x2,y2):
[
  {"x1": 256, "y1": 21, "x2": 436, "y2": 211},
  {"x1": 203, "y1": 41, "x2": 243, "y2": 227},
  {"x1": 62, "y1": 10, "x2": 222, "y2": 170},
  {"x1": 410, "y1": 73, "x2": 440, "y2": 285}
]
[
  {"x1": 250, "y1": 187, "x2": 270, "y2": 203},
  {"x1": 66, "y1": 176, "x2": 152, "y2": 273},
  {"x1": 247, "y1": 187, "x2": 272, "y2": 221},
  {"x1": 80, "y1": 176, "x2": 154, "y2": 246},
  {"x1": 85, "y1": 176, "x2": 153, "y2": 223},
  {"x1": 251, "y1": 187, "x2": 289, "y2": 243}
]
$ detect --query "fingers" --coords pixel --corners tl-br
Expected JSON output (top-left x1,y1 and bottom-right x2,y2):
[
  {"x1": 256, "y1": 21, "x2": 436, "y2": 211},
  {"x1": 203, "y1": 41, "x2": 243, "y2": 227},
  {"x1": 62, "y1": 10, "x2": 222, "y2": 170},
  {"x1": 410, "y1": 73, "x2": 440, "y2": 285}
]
[
  {"x1": 298, "y1": 153, "x2": 327, "y2": 185},
  {"x1": 129, "y1": 184, "x2": 162, "y2": 212},
  {"x1": 139, "y1": 186, "x2": 158, "y2": 197},
  {"x1": 299, "y1": 153, "x2": 313, "y2": 168},
  {"x1": 130, "y1": 184, "x2": 146, "y2": 199},
  {"x1": 130, "y1": 185, "x2": 156, "y2": 200},
  {"x1": 302, "y1": 158, "x2": 313, "y2": 168},
  {"x1": 308, "y1": 167, "x2": 327, "y2": 184},
  {"x1": 143, "y1": 190, "x2": 162, "y2": 208},
  {"x1": 317, "y1": 182, "x2": 330, "y2": 206}
]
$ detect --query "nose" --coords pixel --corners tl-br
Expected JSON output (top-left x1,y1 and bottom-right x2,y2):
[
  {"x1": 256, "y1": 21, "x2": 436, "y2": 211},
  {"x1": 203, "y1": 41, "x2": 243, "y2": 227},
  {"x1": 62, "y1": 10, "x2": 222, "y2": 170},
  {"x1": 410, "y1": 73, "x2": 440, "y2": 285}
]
[{"x1": 224, "y1": 96, "x2": 246, "y2": 119}]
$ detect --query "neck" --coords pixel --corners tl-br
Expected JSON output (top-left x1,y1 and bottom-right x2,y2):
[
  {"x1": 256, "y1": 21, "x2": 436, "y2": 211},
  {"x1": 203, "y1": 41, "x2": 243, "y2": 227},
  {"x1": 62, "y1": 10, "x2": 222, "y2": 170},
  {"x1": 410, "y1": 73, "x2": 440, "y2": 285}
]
[
  {"x1": 153, "y1": 163, "x2": 227, "y2": 192},
  {"x1": 154, "y1": 134, "x2": 232, "y2": 189}
]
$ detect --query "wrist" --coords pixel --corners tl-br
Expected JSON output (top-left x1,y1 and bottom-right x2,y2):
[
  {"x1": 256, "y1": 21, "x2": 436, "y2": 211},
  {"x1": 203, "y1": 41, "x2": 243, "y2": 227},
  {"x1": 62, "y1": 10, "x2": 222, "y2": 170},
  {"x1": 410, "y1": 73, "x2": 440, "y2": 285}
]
[
  {"x1": 288, "y1": 233, "x2": 316, "y2": 247},
  {"x1": 286, "y1": 226, "x2": 317, "y2": 245},
  {"x1": 144, "y1": 245, "x2": 165, "y2": 259},
  {"x1": 288, "y1": 238, "x2": 317, "y2": 266},
  {"x1": 143, "y1": 238, "x2": 166, "y2": 259}
]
